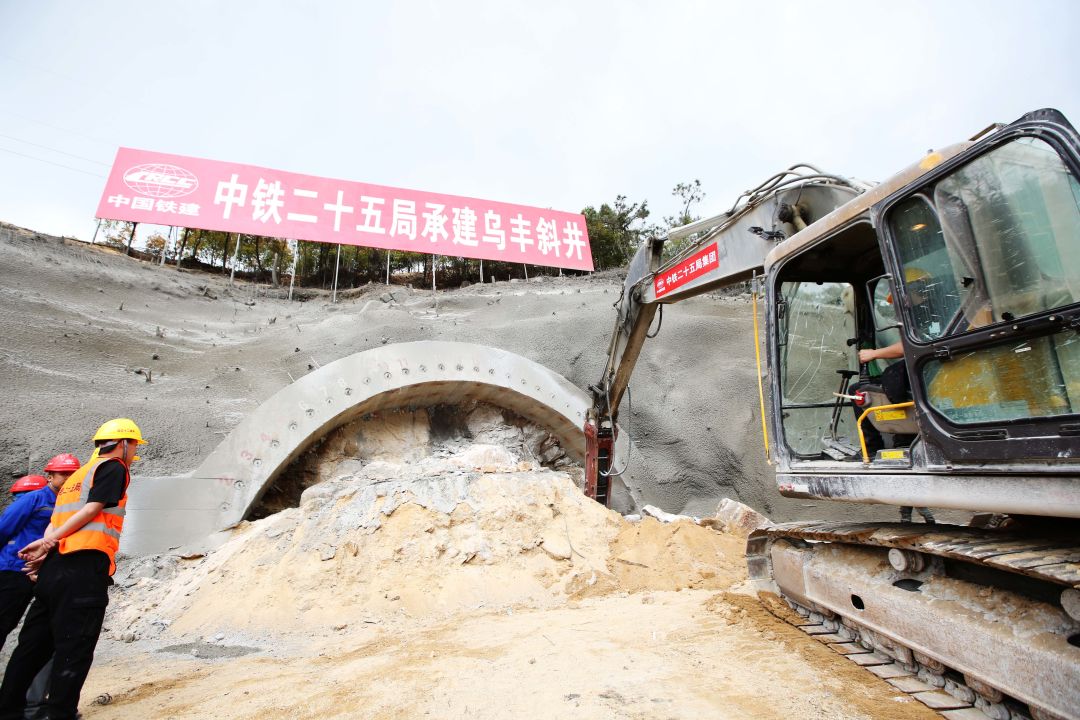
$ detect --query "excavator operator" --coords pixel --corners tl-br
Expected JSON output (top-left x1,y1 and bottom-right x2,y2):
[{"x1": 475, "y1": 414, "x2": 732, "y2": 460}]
[
  {"x1": 854, "y1": 269, "x2": 935, "y2": 524},
  {"x1": 857, "y1": 267, "x2": 934, "y2": 403}
]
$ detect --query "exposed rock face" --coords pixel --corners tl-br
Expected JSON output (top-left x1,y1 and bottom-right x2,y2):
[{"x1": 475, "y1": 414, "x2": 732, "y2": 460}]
[
  {"x1": 4, "y1": 223, "x2": 920, "y2": 525},
  {"x1": 251, "y1": 403, "x2": 580, "y2": 519}
]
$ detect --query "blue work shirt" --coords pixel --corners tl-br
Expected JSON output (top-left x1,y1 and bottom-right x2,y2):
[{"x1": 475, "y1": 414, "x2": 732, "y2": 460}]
[{"x1": 0, "y1": 486, "x2": 56, "y2": 573}]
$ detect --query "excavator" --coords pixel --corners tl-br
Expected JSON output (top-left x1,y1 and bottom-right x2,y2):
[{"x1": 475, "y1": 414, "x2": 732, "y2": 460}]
[{"x1": 585, "y1": 108, "x2": 1080, "y2": 720}]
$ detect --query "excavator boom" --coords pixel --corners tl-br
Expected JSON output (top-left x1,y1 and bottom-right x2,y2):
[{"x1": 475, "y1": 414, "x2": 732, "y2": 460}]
[{"x1": 591, "y1": 167, "x2": 867, "y2": 425}]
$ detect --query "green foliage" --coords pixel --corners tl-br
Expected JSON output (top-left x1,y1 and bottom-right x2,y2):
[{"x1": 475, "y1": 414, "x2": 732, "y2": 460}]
[
  {"x1": 663, "y1": 179, "x2": 705, "y2": 229},
  {"x1": 582, "y1": 195, "x2": 652, "y2": 271},
  {"x1": 100, "y1": 220, "x2": 135, "y2": 249},
  {"x1": 582, "y1": 180, "x2": 707, "y2": 270},
  {"x1": 145, "y1": 233, "x2": 168, "y2": 258},
  {"x1": 661, "y1": 179, "x2": 706, "y2": 262}
]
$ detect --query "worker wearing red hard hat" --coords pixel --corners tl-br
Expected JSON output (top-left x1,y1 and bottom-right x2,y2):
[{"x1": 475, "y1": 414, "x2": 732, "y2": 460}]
[
  {"x1": 0, "y1": 458, "x2": 79, "y2": 655},
  {"x1": 42, "y1": 454, "x2": 80, "y2": 478},
  {"x1": 8, "y1": 477, "x2": 46, "y2": 495},
  {"x1": 0, "y1": 419, "x2": 144, "y2": 720},
  {"x1": 25, "y1": 454, "x2": 81, "y2": 720}
]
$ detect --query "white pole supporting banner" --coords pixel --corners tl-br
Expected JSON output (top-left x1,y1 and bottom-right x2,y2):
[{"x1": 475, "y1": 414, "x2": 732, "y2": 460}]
[
  {"x1": 159, "y1": 226, "x2": 172, "y2": 266},
  {"x1": 229, "y1": 233, "x2": 242, "y2": 284},
  {"x1": 288, "y1": 239, "x2": 299, "y2": 301},
  {"x1": 332, "y1": 243, "x2": 341, "y2": 303}
]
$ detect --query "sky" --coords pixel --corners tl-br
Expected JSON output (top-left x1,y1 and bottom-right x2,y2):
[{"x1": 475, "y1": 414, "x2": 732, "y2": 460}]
[{"x1": 1, "y1": 0, "x2": 1078, "y2": 247}]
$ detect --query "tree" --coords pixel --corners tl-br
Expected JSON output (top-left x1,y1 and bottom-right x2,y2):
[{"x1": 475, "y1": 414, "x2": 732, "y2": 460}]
[
  {"x1": 101, "y1": 220, "x2": 135, "y2": 250},
  {"x1": 145, "y1": 233, "x2": 168, "y2": 260},
  {"x1": 663, "y1": 179, "x2": 705, "y2": 229},
  {"x1": 582, "y1": 195, "x2": 652, "y2": 271},
  {"x1": 174, "y1": 227, "x2": 190, "y2": 267},
  {"x1": 662, "y1": 179, "x2": 706, "y2": 261}
]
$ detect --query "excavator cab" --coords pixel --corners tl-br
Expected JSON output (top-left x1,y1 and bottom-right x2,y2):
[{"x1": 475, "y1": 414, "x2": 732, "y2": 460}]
[
  {"x1": 767, "y1": 108, "x2": 1080, "y2": 516},
  {"x1": 753, "y1": 111, "x2": 1080, "y2": 719},
  {"x1": 591, "y1": 107, "x2": 1080, "y2": 519}
]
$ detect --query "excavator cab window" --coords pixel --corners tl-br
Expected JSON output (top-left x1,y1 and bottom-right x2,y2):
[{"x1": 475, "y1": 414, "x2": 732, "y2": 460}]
[
  {"x1": 875, "y1": 111, "x2": 1080, "y2": 464},
  {"x1": 777, "y1": 280, "x2": 859, "y2": 457},
  {"x1": 886, "y1": 136, "x2": 1080, "y2": 427},
  {"x1": 890, "y1": 137, "x2": 1080, "y2": 345},
  {"x1": 887, "y1": 198, "x2": 959, "y2": 340}
]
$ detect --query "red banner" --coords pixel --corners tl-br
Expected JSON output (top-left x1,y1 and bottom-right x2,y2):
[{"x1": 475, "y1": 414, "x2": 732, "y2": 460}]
[
  {"x1": 654, "y1": 243, "x2": 719, "y2": 298},
  {"x1": 96, "y1": 148, "x2": 593, "y2": 271}
]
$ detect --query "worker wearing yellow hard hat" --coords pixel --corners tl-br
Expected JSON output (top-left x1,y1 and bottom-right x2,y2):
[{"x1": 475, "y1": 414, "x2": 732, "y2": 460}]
[{"x1": 0, "y1": 418, "x2": 145, "y2": 720}]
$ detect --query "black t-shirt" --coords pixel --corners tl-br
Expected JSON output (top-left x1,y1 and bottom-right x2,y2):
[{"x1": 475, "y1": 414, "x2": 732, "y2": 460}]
[{"x1": 87, "y1": 459, "x2": 128, "y2": 508}]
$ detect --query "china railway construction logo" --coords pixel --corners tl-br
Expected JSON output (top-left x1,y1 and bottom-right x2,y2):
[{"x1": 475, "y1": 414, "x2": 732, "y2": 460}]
[{"x1": 122, "y1": 163, "x2": 199, "y2": 198}]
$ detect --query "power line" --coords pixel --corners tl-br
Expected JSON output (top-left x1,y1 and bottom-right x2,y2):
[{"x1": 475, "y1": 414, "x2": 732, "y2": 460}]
[
  {"x1": 0, "y1": 146, "x2": 107, "y2": 179},
  {"x1": 0, "y1": 108, "x2": 120, "y2": 149},
  {"x1": 0, "y1": 132, "x2": 111, "y2": 167}
]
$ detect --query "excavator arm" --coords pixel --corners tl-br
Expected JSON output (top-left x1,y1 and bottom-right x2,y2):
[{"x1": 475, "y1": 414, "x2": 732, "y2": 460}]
[{"x1": 584, "y1": 166, "x2": 867, "y2": 503}]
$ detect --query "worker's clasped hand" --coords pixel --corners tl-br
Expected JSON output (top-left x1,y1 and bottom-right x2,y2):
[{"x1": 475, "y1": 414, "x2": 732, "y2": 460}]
[
  {"x1": 19, "y1": 537, "x2": 57, "y2": 576},
  {"x1": 857, "y1": 348, "x2": 876, "y2": 363}
]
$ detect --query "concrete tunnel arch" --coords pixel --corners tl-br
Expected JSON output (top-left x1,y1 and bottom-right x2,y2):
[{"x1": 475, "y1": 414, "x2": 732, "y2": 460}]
[{"x1": 122, "y1": 341, "x2": 628, "y2": 557}]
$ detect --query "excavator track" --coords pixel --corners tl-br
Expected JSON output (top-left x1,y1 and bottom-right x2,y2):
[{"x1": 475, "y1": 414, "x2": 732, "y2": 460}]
[{"x1": 747, "y1": 522, "x2": 1080, "y2": 720}]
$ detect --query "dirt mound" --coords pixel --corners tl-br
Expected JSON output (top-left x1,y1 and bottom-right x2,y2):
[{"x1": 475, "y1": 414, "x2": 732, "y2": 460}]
[
  {"x1": 109, "y1": 408, "x2": 742, "y2": 641},
  {"x1": 113, "y1": 480, "x2": 741, "y2": 636}
]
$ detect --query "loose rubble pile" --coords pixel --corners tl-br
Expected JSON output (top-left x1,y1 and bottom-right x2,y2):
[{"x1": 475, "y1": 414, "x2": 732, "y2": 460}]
[{"x1": 108, "y1": 404, "x2": 742, "y2": 643}]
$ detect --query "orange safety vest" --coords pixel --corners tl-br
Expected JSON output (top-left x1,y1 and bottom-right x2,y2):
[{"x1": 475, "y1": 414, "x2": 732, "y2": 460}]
[{"x1": 50, "y1": 457, "x2": 129, "y2": 576}]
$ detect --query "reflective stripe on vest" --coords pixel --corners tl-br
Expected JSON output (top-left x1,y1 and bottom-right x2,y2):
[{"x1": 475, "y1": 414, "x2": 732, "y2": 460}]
[
  {"x1": 79, "y1": 522, "x2": 122, "y2": 540},
  {"x1": 50, "y1": 457, "x2": 129, "y2": 576},
  {"x1": 54, "y1": 502, "x2": 125, "y2": 517}
]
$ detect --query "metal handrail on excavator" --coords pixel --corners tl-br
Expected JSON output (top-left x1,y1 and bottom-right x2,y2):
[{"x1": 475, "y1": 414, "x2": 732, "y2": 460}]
[{"x1": 855, "y1": 401, "x2": 915, "y2": 463}]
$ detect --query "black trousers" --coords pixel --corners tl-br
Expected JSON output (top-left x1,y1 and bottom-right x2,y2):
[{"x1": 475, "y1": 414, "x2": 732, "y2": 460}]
[
  {"x1": 0, "y1": 551, "x2": 110, "y2": 720},
  {"x1": 0, "y1": 572, "x2": 34, "y2": 654}
]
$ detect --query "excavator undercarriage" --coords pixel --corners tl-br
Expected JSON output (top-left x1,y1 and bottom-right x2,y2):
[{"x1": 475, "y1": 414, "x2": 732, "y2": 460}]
[{"x1": 748, "y1": 522, "x2": 1080, "y2": 719}]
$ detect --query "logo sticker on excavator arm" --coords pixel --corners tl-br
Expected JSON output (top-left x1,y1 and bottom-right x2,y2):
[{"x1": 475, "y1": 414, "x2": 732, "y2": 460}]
[{"x1": 654, "y1": 243, "x2": 719, "y2": 298}]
